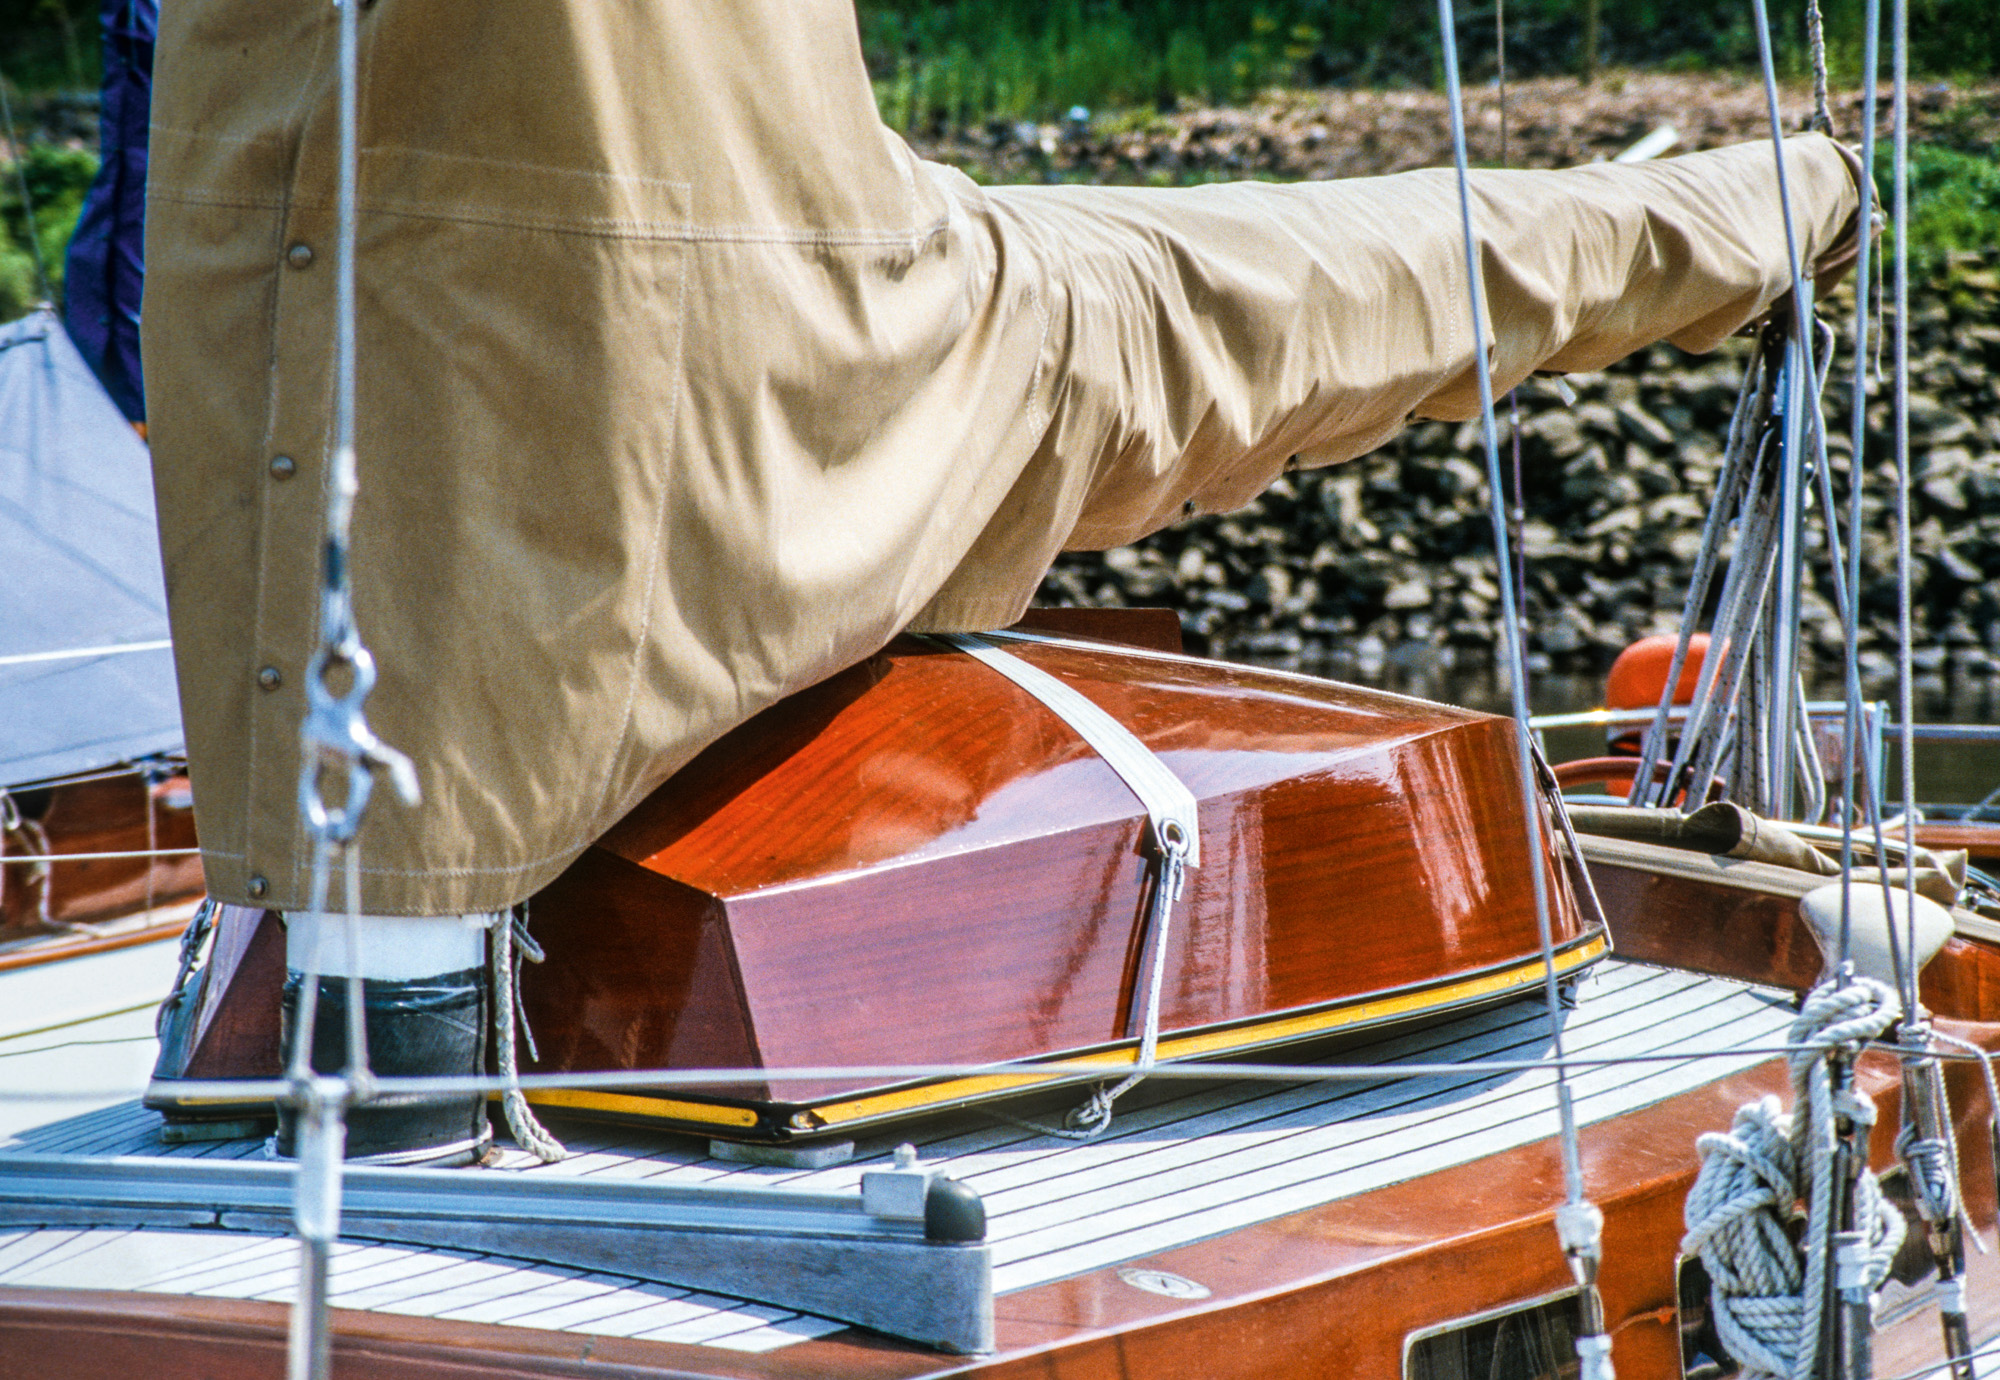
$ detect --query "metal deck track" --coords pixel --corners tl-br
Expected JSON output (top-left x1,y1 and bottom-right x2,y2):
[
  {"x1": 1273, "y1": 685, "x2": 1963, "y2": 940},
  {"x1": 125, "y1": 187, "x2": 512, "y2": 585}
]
[{"x1": 0, "y1": 957, "x2": 1797, "y2": 1352}]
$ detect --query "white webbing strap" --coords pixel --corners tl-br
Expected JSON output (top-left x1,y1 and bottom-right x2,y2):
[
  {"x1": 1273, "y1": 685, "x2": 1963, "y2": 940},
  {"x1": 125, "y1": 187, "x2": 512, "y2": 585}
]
[
  {"x1": 930, "y1": 632, "x2": 1199, "y2": 868},
  {"x1": 928, "y1": 631, "x2": 1199, "y2": 1101}
]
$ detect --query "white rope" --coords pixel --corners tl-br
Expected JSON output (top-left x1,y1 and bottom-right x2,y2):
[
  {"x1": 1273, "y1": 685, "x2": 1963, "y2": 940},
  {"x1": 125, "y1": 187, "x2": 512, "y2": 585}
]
[
  {"x1": 1804, "y1": 0, "x2": 1833, "y2": 135},
  {"x1": 491, "y1": 907, "x2": 567, "y2": 1163},
  {"x1": 0, "y1": 789, "x2": 54, "y2": 926},
  {"x1": 156, "y1": 897, "x2": 218, "y2": 1038},
  {"x1": 1917, "y1": 1026, "x2": 1995, "y2": 1260},
  {"x1": 1683, "y1": 977, "x2": 1904, "y2": 1380}
]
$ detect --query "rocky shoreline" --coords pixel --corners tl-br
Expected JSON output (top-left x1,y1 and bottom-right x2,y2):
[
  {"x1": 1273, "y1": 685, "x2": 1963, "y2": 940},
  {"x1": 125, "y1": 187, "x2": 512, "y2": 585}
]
[
  {"x1": 1036, "y1": 251, "x2": 2000, "y2": 685},
  {"x1": 910, "y1": 74, "x2": 1997, "y2": 188}
]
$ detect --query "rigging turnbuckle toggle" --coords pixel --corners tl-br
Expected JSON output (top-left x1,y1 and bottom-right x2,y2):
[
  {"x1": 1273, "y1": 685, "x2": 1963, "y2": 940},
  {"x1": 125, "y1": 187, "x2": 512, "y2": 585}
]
[
  {"x1": 297, "y1": 455, "x2": 420, "y2": 845},
  {"x1": 1555, "y1": 1199, "x2": 1615, "y2": 1380}
]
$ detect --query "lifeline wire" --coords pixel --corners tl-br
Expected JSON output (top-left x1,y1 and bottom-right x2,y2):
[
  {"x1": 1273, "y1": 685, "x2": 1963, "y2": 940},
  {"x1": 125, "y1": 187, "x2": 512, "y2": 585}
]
[
  {"x1": 12, "y1": 1037, "x2": 2000, "y2": 1106},
  {"x1": 0, "y1": 639, "x2": 174, "y2": 669},
  {"x1": 0, "y1": 846, "x2": 202, "y2": 863}
]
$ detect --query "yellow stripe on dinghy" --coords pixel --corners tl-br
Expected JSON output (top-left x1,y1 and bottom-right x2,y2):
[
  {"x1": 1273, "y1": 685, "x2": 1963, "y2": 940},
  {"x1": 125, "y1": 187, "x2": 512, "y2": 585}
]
[
  {"x1": 512, "y1": 931, "x2": 1608, "y2": 1137},
  {"x1": 811, "y1": 931, "x2": 1609, "y2": 1126}
]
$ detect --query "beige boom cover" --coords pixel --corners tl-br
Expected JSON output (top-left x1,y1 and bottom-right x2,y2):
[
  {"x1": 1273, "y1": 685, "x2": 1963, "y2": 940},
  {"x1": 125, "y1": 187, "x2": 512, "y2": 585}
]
[{"x1": 143, "y1": 0, "x2": 1860, "y2": 915}]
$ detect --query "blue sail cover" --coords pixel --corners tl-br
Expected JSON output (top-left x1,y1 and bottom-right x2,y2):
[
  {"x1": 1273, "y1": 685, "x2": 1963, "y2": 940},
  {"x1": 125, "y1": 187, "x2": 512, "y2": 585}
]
[
  {"x1": 63, "y1": 0, "x2": 157, "y2": 424},
  {"x1": 0, "y1": 311, "x2": 180, "y2": 787}
]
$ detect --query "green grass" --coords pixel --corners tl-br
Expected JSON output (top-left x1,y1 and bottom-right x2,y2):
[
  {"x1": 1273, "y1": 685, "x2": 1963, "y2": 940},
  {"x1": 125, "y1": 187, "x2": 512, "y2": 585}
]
[
  {"x1": 1902, "y1": 146, "x2": 2000, "y2": 258},
  {"x1": 0, "y1": 142, "x2": 97, "y2": 321},
  {"x1": 863, "y1": 1, "x2": 1328, "y2": 130},
  {"x1": 855, "y1": 0, "x2": 1999, "y2": 130}
]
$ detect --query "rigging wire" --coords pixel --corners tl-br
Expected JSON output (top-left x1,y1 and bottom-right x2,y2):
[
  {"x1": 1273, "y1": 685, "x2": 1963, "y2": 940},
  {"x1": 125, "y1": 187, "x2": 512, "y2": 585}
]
[
  {"x1": 10, "y1": 1034, "x2": 2000, "y2": 1105},
  {"x1": 0, "y1": 846, "x2": 200, "y2": 863},
  {"x1": 282, "y1": 0, "x2": 417, "y2": 1371},
  {"x1": 1432, "y1": 1, "x2": 1608, "y2": 1370},
  {"x1": 1493, "y1": 0, "x2": 1529, "y2": 634},
  {"x1": 0, "y1": 638, "x2": 174, "y2": 669},
  {"x1": 1747, "y1": 0, "x2": 1910, "y2": 994},
  {"x1": 1891, "y1": 0, "x2": 1921, "y2": 1034},
  {"x1": 1723, "y1": 8, "x2": 1953, "y2": 1376}
]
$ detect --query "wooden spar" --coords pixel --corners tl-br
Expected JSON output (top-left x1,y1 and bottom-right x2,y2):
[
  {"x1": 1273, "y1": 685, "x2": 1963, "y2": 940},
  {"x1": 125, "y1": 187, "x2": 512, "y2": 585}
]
[{"x1": 1911, "y1": 821, "x2": 2000, "y2": 873}]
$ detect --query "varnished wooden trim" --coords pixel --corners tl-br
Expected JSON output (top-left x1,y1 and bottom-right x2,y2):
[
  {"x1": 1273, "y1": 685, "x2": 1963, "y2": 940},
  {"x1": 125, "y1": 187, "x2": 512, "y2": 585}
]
[
  {"x1": 1574, "y1": 831, "x2": 2000, "y2": 945},
  {"x1": 1007, "y1": 608, "x2": 1185, "y2": 655},
  {"x1": 0, "y1": 902, "x2": 198, "y2": 973}
]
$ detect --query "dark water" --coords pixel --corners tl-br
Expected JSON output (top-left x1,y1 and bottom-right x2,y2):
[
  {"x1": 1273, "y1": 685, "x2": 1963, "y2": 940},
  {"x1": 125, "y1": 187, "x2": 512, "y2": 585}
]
[{"x1": 1271, "y1": 647, "x2": 2000, "y2": 810}]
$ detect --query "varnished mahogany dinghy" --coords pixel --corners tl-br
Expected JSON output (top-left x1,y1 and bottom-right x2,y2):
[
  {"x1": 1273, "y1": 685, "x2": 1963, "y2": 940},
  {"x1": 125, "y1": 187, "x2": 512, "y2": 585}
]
[
  {"x1": 0, "y1": 771, "x2": 204, "y2": 1103},
  {"x1": 154, "y1": 610, "x2": 1603, "y2": 1143},
  {"x1": 520, "y1": 623, "x2": 1602, "y2": 1139}
]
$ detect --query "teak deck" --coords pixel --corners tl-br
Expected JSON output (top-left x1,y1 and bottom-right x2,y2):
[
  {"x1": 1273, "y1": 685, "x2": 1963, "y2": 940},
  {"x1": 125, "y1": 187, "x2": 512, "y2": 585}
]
[
  {"x1": 10, "y1": 957, "x2": 1995, "y2": 1380},
  {"x1": 8, "y1": 843, "x2": 2000, "y2": 1376}
]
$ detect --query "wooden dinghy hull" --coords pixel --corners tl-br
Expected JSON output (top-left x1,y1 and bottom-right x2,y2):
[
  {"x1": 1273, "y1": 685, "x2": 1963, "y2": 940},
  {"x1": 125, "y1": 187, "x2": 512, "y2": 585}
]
[
  {"x1": 500, "y1": 627, "x2": 1600, "y2": 1137},
  {"x1": 153, "y1": 616, "x2": 1600, "y2": 1142},
  {"x1": 0, "y1": 769, "x2": 200, "y2": 944}
]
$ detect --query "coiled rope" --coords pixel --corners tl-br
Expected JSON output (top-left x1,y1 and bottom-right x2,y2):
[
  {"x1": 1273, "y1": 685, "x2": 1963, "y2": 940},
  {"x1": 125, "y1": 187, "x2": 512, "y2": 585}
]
[{"x1": 1682, "y1": 977, "x2": 1904, "y2": 1380}]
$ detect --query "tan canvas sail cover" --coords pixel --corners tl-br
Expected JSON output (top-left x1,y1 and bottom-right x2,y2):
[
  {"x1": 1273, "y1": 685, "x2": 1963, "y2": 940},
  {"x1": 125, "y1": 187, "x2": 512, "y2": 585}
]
[{"x1": 144, "y1": 0, "x2": 1861, "y2": 916}]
